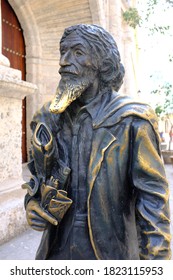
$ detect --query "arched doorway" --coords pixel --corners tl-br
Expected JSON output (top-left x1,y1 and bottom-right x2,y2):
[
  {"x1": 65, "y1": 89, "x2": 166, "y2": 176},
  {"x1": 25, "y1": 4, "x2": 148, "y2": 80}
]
[{"x1": 1, "y1": 0, "x2": 27, "y2": 162}]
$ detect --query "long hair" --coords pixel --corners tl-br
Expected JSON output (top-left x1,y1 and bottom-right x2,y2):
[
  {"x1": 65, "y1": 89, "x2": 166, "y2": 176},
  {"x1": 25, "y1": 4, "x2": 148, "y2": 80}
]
[{"x1": 60, "y1": 24, "x2": 125, "y2": 91}]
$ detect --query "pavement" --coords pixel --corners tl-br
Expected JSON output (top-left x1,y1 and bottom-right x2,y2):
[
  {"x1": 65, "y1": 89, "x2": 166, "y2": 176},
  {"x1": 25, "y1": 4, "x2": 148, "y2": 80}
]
[{"x1": 0, "y1": 164, "x2": 172, "y2": 260}]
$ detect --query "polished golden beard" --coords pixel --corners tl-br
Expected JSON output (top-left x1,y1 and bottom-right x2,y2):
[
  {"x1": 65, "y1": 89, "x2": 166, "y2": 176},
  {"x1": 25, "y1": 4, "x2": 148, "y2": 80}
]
[{"x1": 49, "y1": 79, "x2": 89, "y2": 114}]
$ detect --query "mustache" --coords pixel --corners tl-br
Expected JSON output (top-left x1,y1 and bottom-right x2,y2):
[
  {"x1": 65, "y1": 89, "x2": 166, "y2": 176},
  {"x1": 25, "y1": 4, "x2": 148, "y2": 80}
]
[{"x1": 59, "y1": 67, "x2": 78, "y2": 76}]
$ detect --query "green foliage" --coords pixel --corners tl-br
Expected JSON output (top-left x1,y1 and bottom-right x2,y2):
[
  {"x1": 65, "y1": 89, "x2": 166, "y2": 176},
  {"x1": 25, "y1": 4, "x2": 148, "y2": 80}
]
[
  {"x1": 122, "y1": 8, "x2": 141, "y2": 28},
  {"x1": 144, "y1": 0, "x2": 159, "y2": 21},
  {"x1": 166, "y1": 0, "x2": 173, "y2": 5},
  {"x1": 155, "y1": 105, "x2": 163, "y2": 116},
  {"x1": 143, "y1": 0, "x2": 170, "y2": 34},
  {"x1": 169, "y1": 54, "x2": 173, "y2": 62},
  {"x1": 151, "y1": 83, "x2": 173, "y2": 117},
  {"x1": 123, "y1": 1, "x2": 171, "y2": 34},
  {"x1": 149, "y1": 25, "x2": 170, "y2": 35}
]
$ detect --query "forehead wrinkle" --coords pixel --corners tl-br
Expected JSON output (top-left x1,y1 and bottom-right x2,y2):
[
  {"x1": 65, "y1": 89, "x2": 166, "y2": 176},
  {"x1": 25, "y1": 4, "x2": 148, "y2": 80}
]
[
  {"x1": 60, "y1": 32, "x2": 91, "y2": 53},
  {"x1": 60, "y1": 42, "x2": 86, "y2": 51}
]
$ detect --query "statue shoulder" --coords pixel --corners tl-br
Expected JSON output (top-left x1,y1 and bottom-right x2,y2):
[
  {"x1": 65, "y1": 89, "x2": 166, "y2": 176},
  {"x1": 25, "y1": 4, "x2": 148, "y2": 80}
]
[
  {"x1": 30, "y1": 101, "x2": 61, "y2": 135},
  {"x1": 110, "y1": 93, "x2": 159, "y2": 137},
  {"x1": 111, "y1": 92, "x2": 157, "y2": 120},
  {"x1": 94, "y1": 92, "x2": 158, "y2": 131}
]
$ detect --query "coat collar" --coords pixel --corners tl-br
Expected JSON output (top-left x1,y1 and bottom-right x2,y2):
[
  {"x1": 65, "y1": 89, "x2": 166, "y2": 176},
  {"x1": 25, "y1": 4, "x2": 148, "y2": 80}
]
[{"x1": 65, "y1": 88, "x2": 111, "y2": 122}]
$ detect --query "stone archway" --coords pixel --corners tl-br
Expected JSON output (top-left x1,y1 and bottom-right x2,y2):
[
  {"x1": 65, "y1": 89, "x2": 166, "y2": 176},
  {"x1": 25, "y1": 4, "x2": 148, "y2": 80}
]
[{"x1": 8, "y1": 0, "x2": 42, "y2": 83}]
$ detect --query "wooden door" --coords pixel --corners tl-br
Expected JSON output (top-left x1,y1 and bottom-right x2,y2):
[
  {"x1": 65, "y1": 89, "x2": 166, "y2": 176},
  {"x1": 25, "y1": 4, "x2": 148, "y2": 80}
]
[{"x1": 1, "y1": 0, "x2": 27, "y2": 163}]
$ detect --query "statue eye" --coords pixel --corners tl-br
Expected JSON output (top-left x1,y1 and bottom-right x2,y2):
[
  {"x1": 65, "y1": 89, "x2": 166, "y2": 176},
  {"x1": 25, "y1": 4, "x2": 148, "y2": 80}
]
[
  {"x1": 75, "y1": 49, "x2": 84, "y2": 57},
  {"x1": 61, "y1": 50, "x2": 66, "y2": 55}
]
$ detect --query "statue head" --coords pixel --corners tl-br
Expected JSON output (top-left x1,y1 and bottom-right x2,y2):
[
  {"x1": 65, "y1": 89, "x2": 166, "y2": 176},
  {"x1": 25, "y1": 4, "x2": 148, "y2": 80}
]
[
  {"x1": 49, "y1": 24, "x2": 125, "y2": 114},
  {"x1": 60, "y1": 24, "x2": 125, "y2": 92}
]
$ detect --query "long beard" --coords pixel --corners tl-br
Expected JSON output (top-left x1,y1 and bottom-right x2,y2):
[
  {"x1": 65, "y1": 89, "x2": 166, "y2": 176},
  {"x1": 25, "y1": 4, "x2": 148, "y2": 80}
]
[{"x1": 49, "y1": 78, "x2": 89, "y2": 114}]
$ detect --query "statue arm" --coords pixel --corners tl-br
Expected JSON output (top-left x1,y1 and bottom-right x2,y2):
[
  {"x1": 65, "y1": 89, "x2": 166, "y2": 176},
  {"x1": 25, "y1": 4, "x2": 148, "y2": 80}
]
[
  {"x1": 131, "y1": 118, "x2": 171, "y2": 260},
  {"x1": 23, "y1": 106, "x2": 72, "y2": 229}
]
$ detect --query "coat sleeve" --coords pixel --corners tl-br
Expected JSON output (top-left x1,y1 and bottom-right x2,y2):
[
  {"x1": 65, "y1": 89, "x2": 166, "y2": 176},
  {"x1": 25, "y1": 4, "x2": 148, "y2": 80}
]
[{"x1": 131, "y1": 118, "x2": 171, "y2": 260}]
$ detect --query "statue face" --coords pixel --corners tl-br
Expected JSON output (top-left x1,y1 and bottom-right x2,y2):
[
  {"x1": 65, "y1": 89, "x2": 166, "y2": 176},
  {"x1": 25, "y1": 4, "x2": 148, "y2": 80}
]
[
  {"x1": 49, "y1": 32, "x2": 99, "y2": 114},
  {"x1": 59, "y1": 31, "x2": 97, "y2": 84}
]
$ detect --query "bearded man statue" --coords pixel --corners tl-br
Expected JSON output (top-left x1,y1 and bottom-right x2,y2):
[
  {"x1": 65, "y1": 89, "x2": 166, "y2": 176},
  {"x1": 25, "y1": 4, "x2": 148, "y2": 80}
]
[{"x1": 23, "y1": 24, "x2": 171, "y2": 260}]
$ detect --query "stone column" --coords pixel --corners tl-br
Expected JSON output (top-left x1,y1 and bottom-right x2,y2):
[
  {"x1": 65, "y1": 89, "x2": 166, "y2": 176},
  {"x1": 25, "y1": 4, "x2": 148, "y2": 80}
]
[
  {"x1": 0, "y1": 74, "x2": 37, "y2": 244},
  {"x1": 0, "y1": 0, "x2": 38, "y2": 244},
  {"x1": 0, "y1": 74, "x2": 37, "y2": 184},
  {"x1": 108, "y1": 0, "x2": 122, "y2": 44},
  {"x1": 122, "y1": 24, "x2": 138, "y2": 97}
]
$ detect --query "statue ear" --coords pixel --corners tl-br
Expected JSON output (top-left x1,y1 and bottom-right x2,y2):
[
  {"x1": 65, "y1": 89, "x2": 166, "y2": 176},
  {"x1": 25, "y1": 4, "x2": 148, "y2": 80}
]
[{"x1": 100, "y1": 60, "x2": 116, "y2": 84}]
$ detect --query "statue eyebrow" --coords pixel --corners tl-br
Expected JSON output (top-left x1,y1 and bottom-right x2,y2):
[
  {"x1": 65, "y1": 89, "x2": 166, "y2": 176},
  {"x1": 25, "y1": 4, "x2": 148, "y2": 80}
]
[{"x1": 60, "y1": 42, "x2": 87, "y2": 52}]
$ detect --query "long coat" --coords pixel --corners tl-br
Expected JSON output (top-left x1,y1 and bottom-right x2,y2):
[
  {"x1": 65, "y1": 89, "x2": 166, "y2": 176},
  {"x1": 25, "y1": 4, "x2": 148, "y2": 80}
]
[{"x1": 27, "y1": 93, "x2": 171, "y2": 260}]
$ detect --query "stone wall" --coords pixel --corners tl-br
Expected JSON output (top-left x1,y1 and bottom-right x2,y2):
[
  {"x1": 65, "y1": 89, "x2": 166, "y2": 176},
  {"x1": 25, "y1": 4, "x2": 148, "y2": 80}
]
[
  {"x1": 0, "y1": 96, "x2": 22, "y2": 182},
  {"x1": 0, "y1": 187, "x2": 29, "y2": 245},
  {"x1": 0, "y1": 59, "x2": 37, "y2": 244},
  {"x1": 0, "y1": 64, "x2": 37, "y2": 185}
]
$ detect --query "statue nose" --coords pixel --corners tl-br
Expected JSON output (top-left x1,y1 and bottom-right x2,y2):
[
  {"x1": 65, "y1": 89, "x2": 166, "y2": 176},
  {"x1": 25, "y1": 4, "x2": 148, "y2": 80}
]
[{"x1": 60, "y1": 51, "x2": 71, "y2": 66}]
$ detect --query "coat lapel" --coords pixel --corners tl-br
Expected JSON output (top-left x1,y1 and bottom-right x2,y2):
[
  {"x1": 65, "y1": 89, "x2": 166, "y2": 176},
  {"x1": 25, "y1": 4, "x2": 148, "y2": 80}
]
[
  {"x1": 88, "y1": 127, "x2": 116, "y2": 193},
  {"x1": 87, "y1": 127, "x2": 116, "y2": 259}
]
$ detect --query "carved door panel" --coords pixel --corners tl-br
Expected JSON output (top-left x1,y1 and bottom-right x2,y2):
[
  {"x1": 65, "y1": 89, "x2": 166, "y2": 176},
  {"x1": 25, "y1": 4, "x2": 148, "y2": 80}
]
[{"x1": 1, "y1": 0, "x2": 27, "y2": 163}]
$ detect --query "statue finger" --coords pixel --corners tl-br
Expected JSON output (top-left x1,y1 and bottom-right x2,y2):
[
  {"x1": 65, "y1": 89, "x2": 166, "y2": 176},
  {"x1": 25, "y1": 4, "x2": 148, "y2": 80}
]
[
  {"x1": 27, "y1": 210, "x2": 45, "y2": 222},
  {"x1": 35, "y1": 207, "x2": 58, "y2": 226},
  {"x1": 30, "y1": 224, "x2": 47, "y2": 232}
]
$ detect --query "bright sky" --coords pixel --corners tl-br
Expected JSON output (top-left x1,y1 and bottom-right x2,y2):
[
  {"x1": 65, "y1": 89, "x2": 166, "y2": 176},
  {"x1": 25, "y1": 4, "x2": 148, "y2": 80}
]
[{"x1": 136, "y1": 0, "x2": 173, "y2": 106}]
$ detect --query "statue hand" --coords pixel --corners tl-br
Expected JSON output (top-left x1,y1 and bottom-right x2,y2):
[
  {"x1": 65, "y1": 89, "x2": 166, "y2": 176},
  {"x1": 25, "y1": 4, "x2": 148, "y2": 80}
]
[
  {"x1": 48, "y1": 190, "x2": 72, "y2": 222},
  {"x1": 26, "y1": 199, "x2": 58, "y2": 231}
]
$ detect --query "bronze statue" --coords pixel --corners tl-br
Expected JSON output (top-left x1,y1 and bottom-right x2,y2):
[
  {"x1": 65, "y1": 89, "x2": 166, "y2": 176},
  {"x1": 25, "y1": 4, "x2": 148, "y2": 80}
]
[{"x1": 23, "y1": 24, "x2": 171, "y2": 260}]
